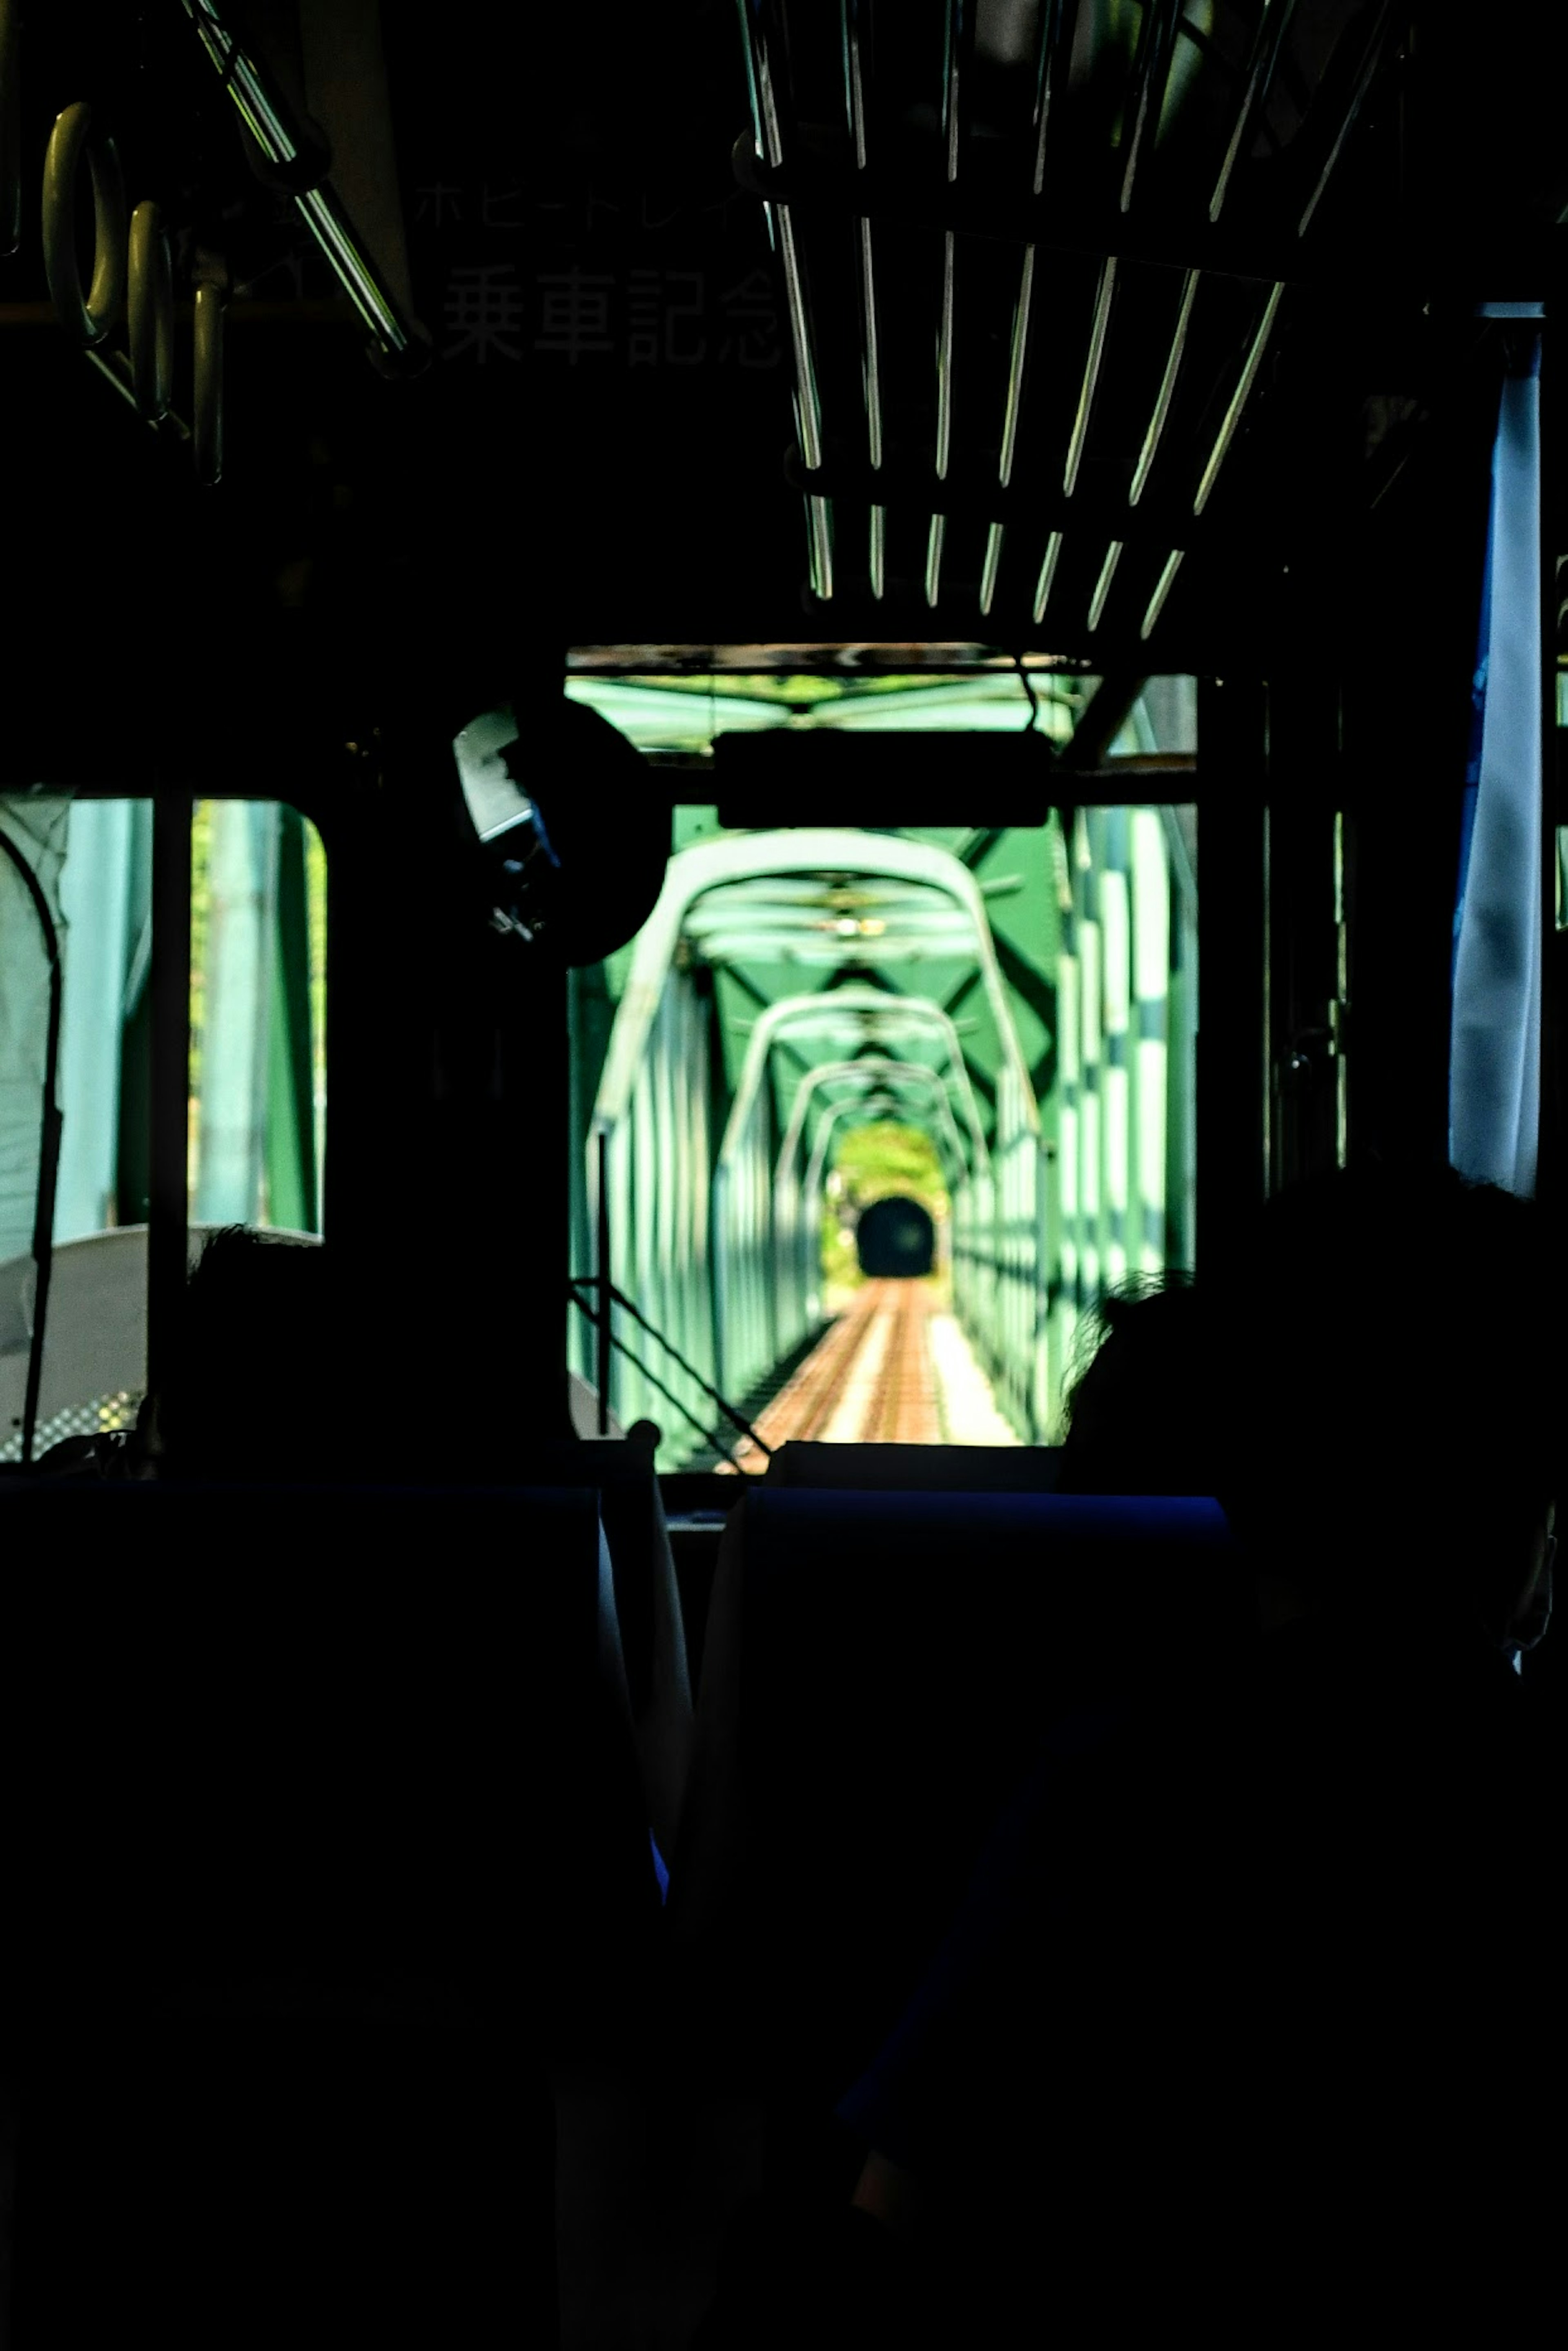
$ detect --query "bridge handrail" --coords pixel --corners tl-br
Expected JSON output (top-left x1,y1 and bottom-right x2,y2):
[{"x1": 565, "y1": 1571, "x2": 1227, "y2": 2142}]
[{"x1": 568, "y1": 1276, "x2": 773, "y2": 1465}]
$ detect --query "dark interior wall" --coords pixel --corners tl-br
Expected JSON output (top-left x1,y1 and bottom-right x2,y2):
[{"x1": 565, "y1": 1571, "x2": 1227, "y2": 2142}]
[
  {"x1": 2, "y1": 8, "x2": 1551, "y2": 1369},
  {"x1": 1336, "y1": 343, "x2": 1499, "y2": 1178}
]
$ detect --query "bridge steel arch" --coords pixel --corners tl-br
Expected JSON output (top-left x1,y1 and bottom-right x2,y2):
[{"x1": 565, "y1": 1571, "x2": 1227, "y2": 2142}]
[
  {"x1": 586, "y1": 830, "x2": 1055, "y2": 1457},
  {"x1": 717, "y1": 1049, "x2": 976, "y2": 1408},
  {"x1": 712, "y1": 984, "x2": 1006, "y2": 1409}
]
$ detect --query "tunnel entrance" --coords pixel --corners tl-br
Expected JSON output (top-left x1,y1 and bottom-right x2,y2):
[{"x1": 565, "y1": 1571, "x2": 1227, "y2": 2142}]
[
  {"x1": 856, "y1": 1196, "x2": 935, "y2": 1279},
  {"x1": 824, "y1": 1124, "x2": 947, "y2": 1311}
]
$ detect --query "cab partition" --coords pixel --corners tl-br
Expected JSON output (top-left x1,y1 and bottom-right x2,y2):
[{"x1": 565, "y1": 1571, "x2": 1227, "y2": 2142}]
[
  {"x1": 764, "y1": 1441, "x2": 1063, "y2": 1490},
  {"x1": 668, "y1": 1485, "x2": 1246, "y2": 2197},
  {"x1": 0, "y1": 1482, "x2": 658, "y2": 2349}
]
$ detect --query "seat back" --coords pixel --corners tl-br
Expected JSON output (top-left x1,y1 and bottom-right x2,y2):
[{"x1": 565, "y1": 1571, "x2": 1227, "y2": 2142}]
[
  {"x1": 766, "y1": 1441, "x2": 1062, "y2": 1490},
  {"x1": 480, "y1": 1436, "x2": 698, "y2": 1856},
  {"x1": 726, "y1": 1489, "x2": 1246, "y2": 2108},
  {"x1": 0, "y1": 1482, "x2": 655, "y2": 2346}
]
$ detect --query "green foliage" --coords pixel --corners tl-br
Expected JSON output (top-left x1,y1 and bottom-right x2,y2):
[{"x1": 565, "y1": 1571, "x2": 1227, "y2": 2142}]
[
  {"x1": 821, "y1": 1121, "x2": 948, "y2": 1295},
  {"x1": 835, "y1": 1120, "x2": 946, "y2": 1209}
]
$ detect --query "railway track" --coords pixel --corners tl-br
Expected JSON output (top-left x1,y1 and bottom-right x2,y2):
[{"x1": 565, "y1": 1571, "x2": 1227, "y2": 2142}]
[
  {"x1": 723, "y1": 1280, "x2": 942, "y2": 1472},
  {"x1": 858, "y1": 1280, "x2": 940, "y2": 1445}
]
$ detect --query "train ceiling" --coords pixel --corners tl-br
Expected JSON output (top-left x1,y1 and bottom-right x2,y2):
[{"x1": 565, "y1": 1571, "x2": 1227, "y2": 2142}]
[{"x1": 1, "y1": 3, "x2": 1564, "y2": 757}]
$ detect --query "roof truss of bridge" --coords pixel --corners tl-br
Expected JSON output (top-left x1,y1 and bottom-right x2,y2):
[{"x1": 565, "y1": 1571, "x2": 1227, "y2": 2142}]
[
  {"x1": 774, "y1": 1056, "x2": 973, "y2": 1191},
  {"x1": 594, "y1": 829, "x2": 1038, "y2": 1142},
  {"x1": 716, "y1": 986, "x2": 990, "y2": 1187},
  {"x1": 565, "y1": 671, "x2": 1085, "y2": 754}
]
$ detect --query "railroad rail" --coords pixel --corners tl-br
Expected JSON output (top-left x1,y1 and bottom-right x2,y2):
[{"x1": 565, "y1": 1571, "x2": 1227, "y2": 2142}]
[{"x1": 722, "y1": 1279, "x2": 944, "y2": 1472}]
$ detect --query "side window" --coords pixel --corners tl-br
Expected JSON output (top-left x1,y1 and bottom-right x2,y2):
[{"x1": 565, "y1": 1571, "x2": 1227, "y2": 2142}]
[{"x1": 0, "y1": 795, "x2": 326, "y2": 1463}]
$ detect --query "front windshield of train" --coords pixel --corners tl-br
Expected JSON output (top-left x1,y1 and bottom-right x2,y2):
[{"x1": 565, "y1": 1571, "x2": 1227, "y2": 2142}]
[{"x1": 561, "y1": 654, "x2": 1197, "y2": 1473}]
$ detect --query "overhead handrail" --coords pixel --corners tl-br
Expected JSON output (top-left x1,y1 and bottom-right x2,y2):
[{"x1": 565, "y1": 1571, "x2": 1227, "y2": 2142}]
[
  {"x1": 39, "y1": 133, "x2": 193, "y2": 444},
  {"x1": 177, "y1": 0, "x2": 425, "y2": 376},
  {"x1": 0, "y1": 0, "x2": 19, "y2": 258},
  {"x1": 928, "y1": 0, "x2": 970, "y2": 609},
  {"x1": 1120, "y1": 0, "x2": 1183, "y2": 214},
  {"x1": 0, "y1": 828, "x2": 63, "y2": 1469},
  {"x1": 127, "y1": 200, "x2": 173, "y2": 423},
  {"x1": 980, "y1": 241, "x2": 1036, "y2": 616},
  {"x1": 42, "y1": 102, "x2": 127, "y2": 348},
  {"x1": 841, "y1": 0, "x2": 884, "y2": 598}
]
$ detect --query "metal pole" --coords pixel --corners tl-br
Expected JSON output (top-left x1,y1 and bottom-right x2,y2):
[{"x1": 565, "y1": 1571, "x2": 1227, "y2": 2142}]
[
  {"x1": 148, "y1": 790, "x2": 193, "y2": 1405},
  {"x1": 596, "y1": 1124, "x2": 612, "y2": 1433}
]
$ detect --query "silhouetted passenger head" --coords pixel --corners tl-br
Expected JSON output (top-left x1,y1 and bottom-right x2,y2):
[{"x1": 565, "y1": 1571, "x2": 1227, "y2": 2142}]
[
  {"x1": 1057, "y1": 1277, "x2": 1218, "y2": 1497},
  {"x1": 1208, "y1": 1160, "x2": 1560, "y2": 1649},
  {"x1": 156, "y1": 1228, "x2": 350, "y2": 1483}
]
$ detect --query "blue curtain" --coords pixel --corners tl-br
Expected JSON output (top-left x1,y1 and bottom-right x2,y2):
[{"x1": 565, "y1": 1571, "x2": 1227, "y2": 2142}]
[{"x1": 1450, "y1": 307, "x2": 1544, "y2": 1196}]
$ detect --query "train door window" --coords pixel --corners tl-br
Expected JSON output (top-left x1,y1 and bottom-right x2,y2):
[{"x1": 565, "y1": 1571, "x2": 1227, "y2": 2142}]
[
  {"x1": 0, "y1": 795, "x2": 325, "y2": 1463},
  {"x1": 189, "y1": 800, "x2": 327, "y2": 1235},
  {"x1": 563, "y1": 651, "x2": 1197, "y2": 1472}
]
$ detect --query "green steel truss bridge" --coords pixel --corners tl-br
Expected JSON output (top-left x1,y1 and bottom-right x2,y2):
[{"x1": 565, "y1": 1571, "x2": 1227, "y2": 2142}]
[{"x1": 569, "y1": 792, "x2": 1195, "y2": 1471}]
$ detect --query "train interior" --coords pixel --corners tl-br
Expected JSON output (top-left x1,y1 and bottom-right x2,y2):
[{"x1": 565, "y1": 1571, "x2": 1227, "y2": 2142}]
[{"x1": 0, "y1": 5, "x2": 1564, "y2": 2344}]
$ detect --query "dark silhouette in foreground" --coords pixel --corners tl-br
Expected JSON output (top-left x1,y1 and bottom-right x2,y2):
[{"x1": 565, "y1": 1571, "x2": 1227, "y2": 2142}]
[{"x1": 697, "y1": 1164, "x2": 1559, "y2": 2344}]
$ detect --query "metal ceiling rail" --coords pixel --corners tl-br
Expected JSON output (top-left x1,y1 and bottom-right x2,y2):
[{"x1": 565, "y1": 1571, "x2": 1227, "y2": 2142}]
[
  {"x1": 942, "y1": 0, "x2": 965, "y2": 187},
  {"x1": 1136, "y1": 273, "x2": 1285, "y2": 639},
  {"x1": 730, "y1": 116, "x2": 1469, "y2": 293},
  {"x1": 1209, "y1": 0, "x2": 1300, "y2": 225},
  {"x1": 1194, "y1": 281, "x2": 1286, "y2": 517},
  {"x1": 840, "y1": 0, "x2": 885, "y2": 595},
  {"x1": 1088, "y1": 542, "x2": 1124, "y2": 632},
  {"x1": 782, "y1": 446, "x2": 1210, "y2": 549},
  {"x1": 737, "y1": 0, "x2": 831, "y2": 594},
  {"x1": 1129, "y1": 268, "x2": 1199, "y2": 506},
  {"x1": 735, "y1": 3, "x2": 1412, "y2": 638},
  {"x1": 1120, "y1": 0, "x2": 1184, "y2": 216},
  {"x1": 1062, "y1": 256, "x2": 1118, "y2": 505},
  {"x1": 929, "y1": 0, "x2": 971, "y2": 610},
  {"x1": 980, "y1": 240, "x2": 1037, "y2": 616},
  {"x1": 1031, "y1": 0, "x2": 1080, "y2": 196}
]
